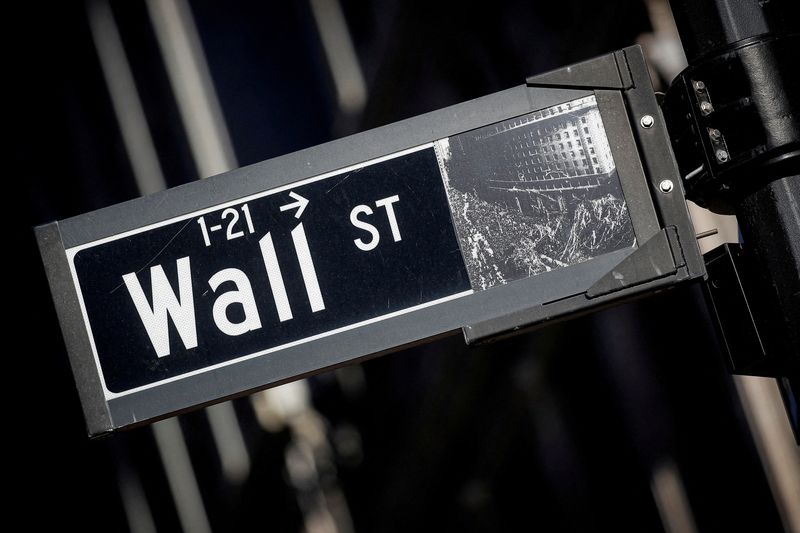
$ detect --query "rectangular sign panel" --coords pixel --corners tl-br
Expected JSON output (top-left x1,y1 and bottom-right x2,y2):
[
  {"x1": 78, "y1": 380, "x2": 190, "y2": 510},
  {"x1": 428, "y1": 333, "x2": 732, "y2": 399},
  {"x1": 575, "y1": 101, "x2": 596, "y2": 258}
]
[
  {"x1": 70, "y1": 144, "x2": 473, "y2": 397},
  {"x1": 67, "y1": 95, "x2": 633, "y2": 400},
  {"x1": 37, "y1": 47, "x2": 705, "y2": 434}
]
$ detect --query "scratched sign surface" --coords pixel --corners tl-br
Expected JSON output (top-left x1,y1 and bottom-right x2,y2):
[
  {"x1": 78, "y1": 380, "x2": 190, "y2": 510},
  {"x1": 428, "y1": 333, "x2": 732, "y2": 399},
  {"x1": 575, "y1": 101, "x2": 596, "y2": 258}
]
[
  {"x1": 69, "y1": 145, "x2": 469, "y2": 396},
  {"x1": 65, "y1": 95, "x2": 634, "y2": 399}
]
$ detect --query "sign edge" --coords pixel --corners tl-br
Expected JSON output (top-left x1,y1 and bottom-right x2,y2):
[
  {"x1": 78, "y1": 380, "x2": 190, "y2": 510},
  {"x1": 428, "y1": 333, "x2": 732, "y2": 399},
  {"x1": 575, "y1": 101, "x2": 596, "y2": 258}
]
[{"x1": 35, "y1": 222, "x2": 113, "y2": 436}]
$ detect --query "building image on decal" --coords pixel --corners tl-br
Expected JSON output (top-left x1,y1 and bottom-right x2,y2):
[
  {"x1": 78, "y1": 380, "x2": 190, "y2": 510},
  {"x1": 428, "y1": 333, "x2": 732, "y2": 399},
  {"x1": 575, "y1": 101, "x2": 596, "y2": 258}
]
[
  {"x1": 438, "y1": 95, "x2": 635, "y2": 290},
  {"x1": 468, "y1": 96, "x2": 617, "y2": 215}
]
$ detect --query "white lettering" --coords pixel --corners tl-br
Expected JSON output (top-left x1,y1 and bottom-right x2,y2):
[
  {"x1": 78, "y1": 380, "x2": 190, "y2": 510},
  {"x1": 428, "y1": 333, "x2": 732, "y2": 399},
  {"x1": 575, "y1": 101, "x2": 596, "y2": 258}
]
[
  {"x1": 375, "y1": 195, "x2": 402, "y2": 242},
  {"x1": 259, "y1": 232, "x2": 293, "y2": 322},
  {"x1": 350, "y1": 205, "x2": 380, "y2": 251},
  {"x1": 123, "y1": 256, "x2": 197, "y2": 357},
  {"x1": 291, "y1": 222, "x2": 325, "y2": 312},
  {"x1": 208, "y1": 268, "x2": 262, "y2": 336}
]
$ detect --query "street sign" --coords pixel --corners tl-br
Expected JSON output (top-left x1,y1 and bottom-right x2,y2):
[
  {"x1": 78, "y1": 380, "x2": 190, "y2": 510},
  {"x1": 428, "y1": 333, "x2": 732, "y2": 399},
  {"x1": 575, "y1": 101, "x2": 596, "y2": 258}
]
[
  {"x1": 70, "y1": 144, "x2": 472, "y2": 396},
  {"x1": 37, "y1": 46, "x2": 704, "y2": 435}
]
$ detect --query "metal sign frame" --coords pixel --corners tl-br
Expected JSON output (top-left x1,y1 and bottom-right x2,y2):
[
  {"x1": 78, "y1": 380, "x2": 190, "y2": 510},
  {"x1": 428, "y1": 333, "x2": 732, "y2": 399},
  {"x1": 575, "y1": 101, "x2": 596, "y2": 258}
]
[{"x1": 37, "y1": 46, "x2": 704, "y2": 436}]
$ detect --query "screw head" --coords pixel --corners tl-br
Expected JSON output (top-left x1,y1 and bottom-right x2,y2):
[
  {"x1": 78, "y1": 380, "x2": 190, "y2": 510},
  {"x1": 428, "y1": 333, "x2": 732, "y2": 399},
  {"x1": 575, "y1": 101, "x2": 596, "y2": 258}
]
[
  {"x1": 716, "y1": 149, "x2": 729, "y2": 163},
  {"x1": 700, "y1": 101, "x2": 714, "y2": 115},
  {"x1": 640, "y1": 115, "x2": 655, "y2": 128},
  {"x1": 694, "y1": 80, "x2": 706, "y2": 92},
  {"x1": 709, "y1": 128, "x2": 721, "y2": 141},
  {"x1": 659, "y1": 179, "x2": 674, "y2": 193}
]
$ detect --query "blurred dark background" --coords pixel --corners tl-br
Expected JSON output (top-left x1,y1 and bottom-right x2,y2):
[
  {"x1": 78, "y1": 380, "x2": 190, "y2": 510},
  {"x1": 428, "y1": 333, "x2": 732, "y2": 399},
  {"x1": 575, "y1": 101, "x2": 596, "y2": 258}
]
[{"x1": 9, "y1": 0, "x2": 795, "y2": 531}]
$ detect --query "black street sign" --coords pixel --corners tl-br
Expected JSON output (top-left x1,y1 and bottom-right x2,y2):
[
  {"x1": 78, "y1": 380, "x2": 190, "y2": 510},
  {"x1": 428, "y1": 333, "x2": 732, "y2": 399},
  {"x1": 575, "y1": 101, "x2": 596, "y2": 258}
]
[
  {"x1": 71, "y1": 144, "x2": 471, "y2": 395},
  {"x1": 37, "y1": 47, "x2": 705, "y2": 435}
]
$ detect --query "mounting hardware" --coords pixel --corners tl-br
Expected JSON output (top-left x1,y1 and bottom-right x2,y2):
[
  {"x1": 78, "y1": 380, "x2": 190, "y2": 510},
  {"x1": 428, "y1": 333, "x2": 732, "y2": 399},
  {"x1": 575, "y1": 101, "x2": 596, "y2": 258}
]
[
  {"x1": 640, "y1": 114, "x2": 654, "y2": 128},
  {"x1": 659, "y1": 179, "x2": 674, "y2": 193},
  {"x1": 662, "y1": 35, "x2": 799, "y2": 209},
  {"x1": 695, "y1": 228, "x2": 719, "y2": 240}
]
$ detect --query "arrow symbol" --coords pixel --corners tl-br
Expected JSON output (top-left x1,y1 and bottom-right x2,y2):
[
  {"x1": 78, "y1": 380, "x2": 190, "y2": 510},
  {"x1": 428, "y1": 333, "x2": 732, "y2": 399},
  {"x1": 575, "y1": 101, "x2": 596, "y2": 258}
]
[{"x1": 279, "y1": 191, "x2": 309, "y2": 219}]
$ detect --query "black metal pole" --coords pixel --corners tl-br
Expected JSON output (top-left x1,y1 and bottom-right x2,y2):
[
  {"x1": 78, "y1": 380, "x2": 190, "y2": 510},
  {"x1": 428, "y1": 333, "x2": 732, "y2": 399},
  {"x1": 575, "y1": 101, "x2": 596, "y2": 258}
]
[
  {"x1": 669, "y1": 0, "x2": 796, "y2": 65},
  {"x1": 666, "y1": 0, "x2": 799, "y2": 433}
]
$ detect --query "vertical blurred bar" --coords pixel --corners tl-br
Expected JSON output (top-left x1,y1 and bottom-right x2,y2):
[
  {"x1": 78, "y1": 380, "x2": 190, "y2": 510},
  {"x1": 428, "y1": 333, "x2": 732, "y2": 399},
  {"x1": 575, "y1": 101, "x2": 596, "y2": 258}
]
[
  {"x1": 117, "y1": 461, "x2": 157, "y2": 533},
  {"x1": 153, "y1": 419, "x2": 213, "y2": 533},
  {"x1": 138, "y1": 1, "x2": 362, "y2": 530},
  {"x1": 89, "y1": 2, "x2": 216, "y2": 528},
  {"x1": 309, "y1": 0, "x2": 367, "y2": 116},
  {"x1": 205, "y1": 402, "x2": 251, "y2": 484},
  {"x1": 734, "y1": 376, "x2": 800, "y2": 533},
  {"x1": 145, "y1": 0, "x2": 236, "y2": 177},
  {"x1": 650, "y1": 460, "x2": 698, "y2": 533},
  {"x1": 145, "y1": 0, "x2": 251, "y2": 486},
  {"x1": 86, "y1": 0, "x2": 166, "y2": 195}
]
